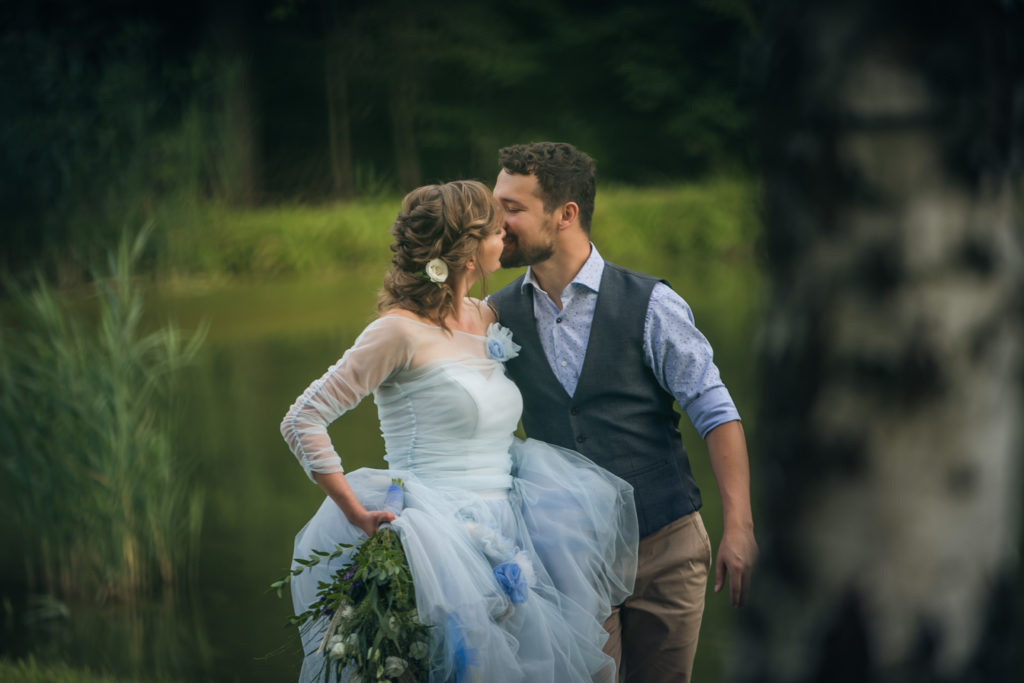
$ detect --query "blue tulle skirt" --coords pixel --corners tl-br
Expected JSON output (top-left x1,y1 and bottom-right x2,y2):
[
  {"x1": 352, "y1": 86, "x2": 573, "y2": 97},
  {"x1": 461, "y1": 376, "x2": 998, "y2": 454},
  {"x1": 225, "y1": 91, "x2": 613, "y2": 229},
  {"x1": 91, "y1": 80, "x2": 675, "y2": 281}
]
[{"x1": 290, "y1": 438, "x2": 638, "y2": 683}]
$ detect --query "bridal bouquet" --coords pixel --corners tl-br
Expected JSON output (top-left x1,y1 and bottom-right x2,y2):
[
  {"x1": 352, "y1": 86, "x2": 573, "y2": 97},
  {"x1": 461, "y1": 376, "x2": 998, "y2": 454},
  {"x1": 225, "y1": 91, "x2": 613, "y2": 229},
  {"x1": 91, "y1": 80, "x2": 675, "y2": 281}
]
[{"x1": 270, "y1": 480, "x2": 431, "y2": 682}]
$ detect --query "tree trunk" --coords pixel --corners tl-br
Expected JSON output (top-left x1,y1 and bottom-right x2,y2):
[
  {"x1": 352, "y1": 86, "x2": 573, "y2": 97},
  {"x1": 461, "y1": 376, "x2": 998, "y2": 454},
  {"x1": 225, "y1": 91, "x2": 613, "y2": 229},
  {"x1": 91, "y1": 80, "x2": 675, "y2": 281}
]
[
  {"x1": 389, "y1": 77, "x2": 421, "y2": 191},
  {"x1": 324, "y1": 0, "x2": 355, "y2": 199},
  {"x1": 220, "y1": 54, "x2": 260, "y2": 206},
  {"x1": 386, "y1": 13, "x2": 422, "y2": 192},
  {"x1": 742, "y1": 2, "x2": 1023, "y2": 681},
  {"x1": 208, "y1": 1, "x2": 260, "y2": 206}
]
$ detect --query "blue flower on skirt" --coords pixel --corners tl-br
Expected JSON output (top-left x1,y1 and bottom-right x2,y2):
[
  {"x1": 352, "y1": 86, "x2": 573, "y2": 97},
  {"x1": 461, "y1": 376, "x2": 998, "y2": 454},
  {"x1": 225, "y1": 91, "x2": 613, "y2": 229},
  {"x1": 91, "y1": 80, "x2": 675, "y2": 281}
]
[
  {"x1": 493, "y1": 561, "x2": 529, "y2": 604},
  {"x1": 445, "y1": 615, "x2": 478, "y2": 682}
]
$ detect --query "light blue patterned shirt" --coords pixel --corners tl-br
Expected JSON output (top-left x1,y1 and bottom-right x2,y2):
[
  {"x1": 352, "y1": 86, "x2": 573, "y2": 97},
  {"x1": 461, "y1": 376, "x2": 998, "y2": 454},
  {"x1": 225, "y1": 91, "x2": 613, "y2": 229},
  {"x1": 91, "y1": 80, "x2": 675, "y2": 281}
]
[{"x1": 520, "y1": 245, "x2": 740, "y2": 439}]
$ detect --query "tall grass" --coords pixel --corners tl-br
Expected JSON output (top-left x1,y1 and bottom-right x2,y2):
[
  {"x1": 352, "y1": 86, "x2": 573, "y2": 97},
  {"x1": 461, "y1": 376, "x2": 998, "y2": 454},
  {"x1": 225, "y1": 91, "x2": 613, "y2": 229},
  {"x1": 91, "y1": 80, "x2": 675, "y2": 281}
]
[
  {"x1": 0, "y1": 656, "x2": 184, "y2": 683},
  {"x1": 0, "y1": 229, "x2": 206, "y2": 601}
]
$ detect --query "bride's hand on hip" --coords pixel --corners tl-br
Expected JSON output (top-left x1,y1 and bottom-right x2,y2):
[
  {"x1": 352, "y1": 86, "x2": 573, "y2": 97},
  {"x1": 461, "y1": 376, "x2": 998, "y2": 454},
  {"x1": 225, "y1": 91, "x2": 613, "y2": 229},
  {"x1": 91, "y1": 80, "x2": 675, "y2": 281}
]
[
  {"x1": 351, "y1": 508, "x2": 397, "y2": 537},
  {"x1": 313, "y1": 471, "x2": 396, "y2": 537}
]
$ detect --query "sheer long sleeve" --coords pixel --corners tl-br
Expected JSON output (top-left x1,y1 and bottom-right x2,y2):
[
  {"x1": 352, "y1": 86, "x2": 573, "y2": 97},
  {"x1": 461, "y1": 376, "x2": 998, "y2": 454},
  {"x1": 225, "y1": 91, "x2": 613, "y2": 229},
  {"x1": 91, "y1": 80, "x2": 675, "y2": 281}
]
[{"x1": 280, "y1": 318, "x2": 414, "y2": 481}]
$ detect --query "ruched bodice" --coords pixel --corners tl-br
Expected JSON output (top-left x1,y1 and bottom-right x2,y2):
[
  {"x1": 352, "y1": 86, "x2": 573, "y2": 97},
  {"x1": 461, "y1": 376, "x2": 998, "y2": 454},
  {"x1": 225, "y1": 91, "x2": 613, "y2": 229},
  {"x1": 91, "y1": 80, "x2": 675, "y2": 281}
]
[
  {"x1": 280, "y1": 315, "x2": 523, "y2": 485},
  {"x1": 377, "y1": 358, "x2": 523, "y2": 492}
]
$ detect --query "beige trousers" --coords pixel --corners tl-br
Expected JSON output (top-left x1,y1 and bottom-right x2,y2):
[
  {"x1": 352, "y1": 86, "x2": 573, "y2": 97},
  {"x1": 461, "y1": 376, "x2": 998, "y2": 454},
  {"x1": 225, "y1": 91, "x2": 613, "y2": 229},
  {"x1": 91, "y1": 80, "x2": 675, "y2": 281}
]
[{"x1": 603, "y1": 511, "x2": 712, "y2": 683}]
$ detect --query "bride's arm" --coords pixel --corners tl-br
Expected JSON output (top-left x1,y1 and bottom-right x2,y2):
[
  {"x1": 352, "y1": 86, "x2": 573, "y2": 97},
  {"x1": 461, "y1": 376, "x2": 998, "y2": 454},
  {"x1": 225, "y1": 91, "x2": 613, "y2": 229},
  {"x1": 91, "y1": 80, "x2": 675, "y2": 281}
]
[
  {"x1": 313, "y1": 472, "x2": 396, "y2": 537},
  {"x1": 280, "y1": 318, "x2": 413, "y2": 535}
]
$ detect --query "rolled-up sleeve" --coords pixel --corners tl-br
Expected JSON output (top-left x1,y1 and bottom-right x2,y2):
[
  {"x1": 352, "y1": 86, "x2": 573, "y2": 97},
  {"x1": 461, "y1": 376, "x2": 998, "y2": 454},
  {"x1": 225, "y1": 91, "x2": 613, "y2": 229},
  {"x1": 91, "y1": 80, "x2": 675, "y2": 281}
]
[{"x1": 643, "y1": 283, "x2": 740, "y2": 439}]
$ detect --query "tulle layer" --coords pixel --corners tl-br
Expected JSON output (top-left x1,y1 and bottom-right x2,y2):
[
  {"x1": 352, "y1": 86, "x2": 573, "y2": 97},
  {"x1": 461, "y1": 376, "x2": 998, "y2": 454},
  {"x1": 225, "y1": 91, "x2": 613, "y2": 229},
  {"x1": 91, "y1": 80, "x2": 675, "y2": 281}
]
[{"x1": 290, "y1": 438, "x2": 638, "y2": 683}]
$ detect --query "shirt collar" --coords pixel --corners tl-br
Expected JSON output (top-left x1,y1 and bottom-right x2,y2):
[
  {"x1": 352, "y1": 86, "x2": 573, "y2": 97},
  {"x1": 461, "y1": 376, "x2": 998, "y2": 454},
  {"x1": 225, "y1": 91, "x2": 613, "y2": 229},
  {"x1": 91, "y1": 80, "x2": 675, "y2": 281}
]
[{"x1": 521, "y1": 243, "x2": 605, "y2": 294}]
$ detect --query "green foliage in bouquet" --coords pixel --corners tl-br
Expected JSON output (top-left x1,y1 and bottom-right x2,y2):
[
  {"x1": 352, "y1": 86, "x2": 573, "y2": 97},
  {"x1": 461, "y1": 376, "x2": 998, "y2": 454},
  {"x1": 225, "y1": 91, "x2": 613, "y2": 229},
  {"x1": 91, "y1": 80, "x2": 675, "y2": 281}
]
[{"x1": 270, "y1": 483, "x2": 431, "y2": 682}]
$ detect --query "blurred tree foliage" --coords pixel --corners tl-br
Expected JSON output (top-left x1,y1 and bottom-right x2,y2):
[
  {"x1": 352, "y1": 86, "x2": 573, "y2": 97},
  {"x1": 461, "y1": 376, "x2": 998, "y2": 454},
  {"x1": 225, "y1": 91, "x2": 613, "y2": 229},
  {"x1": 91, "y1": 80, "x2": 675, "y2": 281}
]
[{"x1": 0, "y1": 0, "x2": 756, "y2": 282}]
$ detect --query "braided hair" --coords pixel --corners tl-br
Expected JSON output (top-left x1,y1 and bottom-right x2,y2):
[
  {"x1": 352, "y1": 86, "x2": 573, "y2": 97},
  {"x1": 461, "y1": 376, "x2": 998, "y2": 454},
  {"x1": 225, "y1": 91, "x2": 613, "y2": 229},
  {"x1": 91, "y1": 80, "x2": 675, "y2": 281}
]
[{"x1": 377, "y1": 180, "x2": 502, "y2": 331}]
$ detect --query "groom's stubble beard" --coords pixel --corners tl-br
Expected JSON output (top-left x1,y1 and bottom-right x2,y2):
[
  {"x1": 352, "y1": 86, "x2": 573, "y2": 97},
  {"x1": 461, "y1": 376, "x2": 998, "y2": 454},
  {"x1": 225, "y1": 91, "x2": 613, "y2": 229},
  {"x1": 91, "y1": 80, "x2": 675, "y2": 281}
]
[{"x1": 499, "y1": 216, "x2": 557, "y2": 269}]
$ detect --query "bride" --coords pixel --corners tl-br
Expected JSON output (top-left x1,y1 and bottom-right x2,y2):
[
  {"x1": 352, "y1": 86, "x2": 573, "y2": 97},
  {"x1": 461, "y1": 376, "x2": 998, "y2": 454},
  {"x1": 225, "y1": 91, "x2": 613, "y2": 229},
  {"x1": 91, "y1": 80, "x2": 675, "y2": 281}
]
[{"x1": 280, "y1": 180, "x2": 638, "y2": 682}]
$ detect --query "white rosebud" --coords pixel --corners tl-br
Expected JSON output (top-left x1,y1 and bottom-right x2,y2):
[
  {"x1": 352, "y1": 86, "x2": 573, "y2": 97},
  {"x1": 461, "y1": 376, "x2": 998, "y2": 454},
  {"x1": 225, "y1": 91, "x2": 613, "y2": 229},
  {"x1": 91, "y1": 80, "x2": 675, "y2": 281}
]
[
  {"x1": 346, "y1": 632, "x2": 359, "y2": 647},
  {"x1": 340, "y1": 605, "x2": 354, "y2": 619},
  {"x1": 328, "y1": 634, "x2": 343, "y2": 647},
  {"x1": 383, "y1": 656, "x2": 407, "y2": 678},
  {"x1": 387, "y1": 615, "x2": 399, "y2": 632},
  {"x1": 425, "y1": 258, "x2": 448, "y2": 283},
  {"x1": 409, "y1": 640, "x2": 429, "y2": 660},
  {"x1": 330, "y1": 642, "x2": 346, "y2": 659}
]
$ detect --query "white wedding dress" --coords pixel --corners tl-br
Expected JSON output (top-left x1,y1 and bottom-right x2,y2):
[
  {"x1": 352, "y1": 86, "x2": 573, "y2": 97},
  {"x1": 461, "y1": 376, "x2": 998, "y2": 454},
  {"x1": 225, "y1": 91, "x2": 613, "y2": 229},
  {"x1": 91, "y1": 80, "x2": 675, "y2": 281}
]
[{"x1": 282, "y1": 315, "x2": 638, "y2": 682}]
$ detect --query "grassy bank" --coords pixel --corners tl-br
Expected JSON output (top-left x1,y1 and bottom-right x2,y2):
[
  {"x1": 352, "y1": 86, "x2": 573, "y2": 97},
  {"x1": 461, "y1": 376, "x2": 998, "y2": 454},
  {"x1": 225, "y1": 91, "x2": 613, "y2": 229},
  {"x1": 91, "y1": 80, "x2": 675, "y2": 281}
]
[{"x1": 152, "y1": 176, "x2": 761, "y2": 284}]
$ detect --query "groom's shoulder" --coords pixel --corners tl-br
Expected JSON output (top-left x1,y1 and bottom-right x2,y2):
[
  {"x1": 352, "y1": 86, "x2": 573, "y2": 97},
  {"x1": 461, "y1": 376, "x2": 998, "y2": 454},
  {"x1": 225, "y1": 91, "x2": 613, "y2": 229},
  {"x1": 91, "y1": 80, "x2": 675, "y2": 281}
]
[
  {"x1": 489, "y1": 274, "x2": 529, "y2": 326},
  {"x1": 602, "y1": 260, "x2": 670, "y2": 290},
  {"x1": 491, "y1": 274, "x2": 527, "y2": 303}
]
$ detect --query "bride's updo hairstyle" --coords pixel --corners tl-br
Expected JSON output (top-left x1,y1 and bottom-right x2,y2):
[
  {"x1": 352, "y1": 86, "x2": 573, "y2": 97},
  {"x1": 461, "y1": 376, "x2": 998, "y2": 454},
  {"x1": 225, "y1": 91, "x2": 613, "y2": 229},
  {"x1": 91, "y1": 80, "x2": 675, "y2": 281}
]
[{"x1": 378, "y1": 180, "x2": 502, "y2": 331}]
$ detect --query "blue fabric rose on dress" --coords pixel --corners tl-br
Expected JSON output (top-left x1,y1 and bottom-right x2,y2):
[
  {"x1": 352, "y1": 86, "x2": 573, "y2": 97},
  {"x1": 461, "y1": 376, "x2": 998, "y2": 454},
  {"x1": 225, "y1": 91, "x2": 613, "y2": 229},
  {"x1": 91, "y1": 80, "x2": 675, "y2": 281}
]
[
  {"x1": 485, "y1": 323, "x2": 521, "y2": 362},
  {"x1": 445, "y1": 615, "x2": 478, "y2": 681},
  {"x1": 493, "y1": 561, "x2": 529, "y2": 604}
]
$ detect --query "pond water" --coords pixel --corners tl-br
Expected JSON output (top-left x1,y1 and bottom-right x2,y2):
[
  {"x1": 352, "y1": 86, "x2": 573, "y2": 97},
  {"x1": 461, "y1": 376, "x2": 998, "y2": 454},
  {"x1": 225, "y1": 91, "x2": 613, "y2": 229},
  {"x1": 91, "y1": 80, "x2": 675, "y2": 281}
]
[{"x1": 0, "y1": 261, "x2": 764, "y2": 681}]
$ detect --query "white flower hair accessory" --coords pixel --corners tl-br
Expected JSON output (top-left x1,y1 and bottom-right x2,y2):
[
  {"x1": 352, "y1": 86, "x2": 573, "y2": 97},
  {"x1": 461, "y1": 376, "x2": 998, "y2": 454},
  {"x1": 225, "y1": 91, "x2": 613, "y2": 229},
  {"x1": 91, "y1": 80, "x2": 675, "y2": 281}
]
[
  {"x1": 485, "y1": 323, "x2": 521, "y2": 362},
  {"x1": 424, "y1": 258, "x2": 448, "y2": 284}
]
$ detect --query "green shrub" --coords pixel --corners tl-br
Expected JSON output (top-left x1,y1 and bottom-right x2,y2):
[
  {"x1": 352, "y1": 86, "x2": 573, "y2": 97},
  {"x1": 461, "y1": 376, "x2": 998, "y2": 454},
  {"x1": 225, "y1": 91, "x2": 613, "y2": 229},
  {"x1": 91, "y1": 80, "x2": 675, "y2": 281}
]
[{"x1": 157, "y1": 198, "x2": 400, "y2": 280}]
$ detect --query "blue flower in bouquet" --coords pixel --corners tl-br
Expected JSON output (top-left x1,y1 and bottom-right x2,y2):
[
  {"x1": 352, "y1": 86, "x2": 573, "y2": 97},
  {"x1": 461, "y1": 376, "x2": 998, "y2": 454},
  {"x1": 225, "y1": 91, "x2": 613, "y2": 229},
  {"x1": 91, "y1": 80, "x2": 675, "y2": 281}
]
[
  {"x1": 485, "y1": 323, "x2": 520, "y2": 362},
  {"x1": 493, "y1": 560, "x2": 529, "y2": 604}
]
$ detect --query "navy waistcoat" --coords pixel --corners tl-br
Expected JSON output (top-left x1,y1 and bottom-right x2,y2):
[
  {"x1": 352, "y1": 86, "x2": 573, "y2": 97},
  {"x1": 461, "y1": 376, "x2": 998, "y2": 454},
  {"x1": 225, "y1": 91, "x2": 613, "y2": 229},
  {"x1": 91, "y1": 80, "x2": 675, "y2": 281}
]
[{"x1": 491, "y1": 262, "x2": 702, "y2": 537}]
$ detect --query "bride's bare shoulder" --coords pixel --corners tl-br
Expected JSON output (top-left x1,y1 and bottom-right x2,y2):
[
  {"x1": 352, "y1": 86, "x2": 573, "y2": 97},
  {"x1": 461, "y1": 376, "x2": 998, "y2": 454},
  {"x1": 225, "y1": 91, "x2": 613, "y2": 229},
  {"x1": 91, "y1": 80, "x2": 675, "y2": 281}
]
[{"x1": 466, "y1": 297, "x2": 497, "y2": 326}]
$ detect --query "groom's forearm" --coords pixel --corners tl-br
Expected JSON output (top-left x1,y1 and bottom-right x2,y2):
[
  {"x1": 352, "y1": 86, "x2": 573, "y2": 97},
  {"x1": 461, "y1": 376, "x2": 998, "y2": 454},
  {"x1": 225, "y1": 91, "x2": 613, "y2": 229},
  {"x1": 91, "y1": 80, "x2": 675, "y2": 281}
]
[
  {"x1": 705, "y1": 420, "x2": 754, "y2": 534},
  {"x1": 706, "y1": 419, "x2": 757, "y2": 605}
]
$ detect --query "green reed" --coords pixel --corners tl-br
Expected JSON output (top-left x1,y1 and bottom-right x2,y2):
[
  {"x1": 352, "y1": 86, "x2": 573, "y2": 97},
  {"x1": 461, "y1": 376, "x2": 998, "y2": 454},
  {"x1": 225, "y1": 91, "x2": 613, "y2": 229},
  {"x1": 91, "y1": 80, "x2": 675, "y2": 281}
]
[
  {"x1": 0, "y1": 228, "x2": 206, "y2": 601},
  {"x1": 0, "y1": 655, "x2": 186, "y2": 683}
]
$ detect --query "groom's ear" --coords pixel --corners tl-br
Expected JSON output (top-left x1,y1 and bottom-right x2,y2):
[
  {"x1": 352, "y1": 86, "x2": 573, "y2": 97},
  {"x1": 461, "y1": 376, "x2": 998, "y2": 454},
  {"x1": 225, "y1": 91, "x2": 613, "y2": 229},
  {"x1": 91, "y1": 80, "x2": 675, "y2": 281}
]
[{"x1": 556, "y1": 202, "x2": 579, "y2": 230}]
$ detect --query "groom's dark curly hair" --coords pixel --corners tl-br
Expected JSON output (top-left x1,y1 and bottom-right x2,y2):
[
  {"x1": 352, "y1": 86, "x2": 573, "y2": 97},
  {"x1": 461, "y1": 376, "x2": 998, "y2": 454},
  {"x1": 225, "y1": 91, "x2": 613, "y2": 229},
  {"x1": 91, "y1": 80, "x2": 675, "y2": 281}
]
[{"x1": 498, "y1": 142, "x2": 596, "y2": 234}]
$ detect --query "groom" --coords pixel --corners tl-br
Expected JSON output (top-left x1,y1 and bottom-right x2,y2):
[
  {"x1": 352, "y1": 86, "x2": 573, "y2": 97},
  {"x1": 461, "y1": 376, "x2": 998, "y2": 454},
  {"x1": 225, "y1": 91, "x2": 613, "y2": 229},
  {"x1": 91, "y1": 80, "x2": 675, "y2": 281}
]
[{"x1": 489, "y1": 142, "x2": 757, "y2": 682}]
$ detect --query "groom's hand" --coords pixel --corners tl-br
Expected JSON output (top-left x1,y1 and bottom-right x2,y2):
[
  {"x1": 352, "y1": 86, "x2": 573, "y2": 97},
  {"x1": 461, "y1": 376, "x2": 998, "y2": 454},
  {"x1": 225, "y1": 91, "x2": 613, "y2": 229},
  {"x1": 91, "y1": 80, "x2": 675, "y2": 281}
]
[{"x1": 714, "y1": 526, "x2": 757, "y2": 607}]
